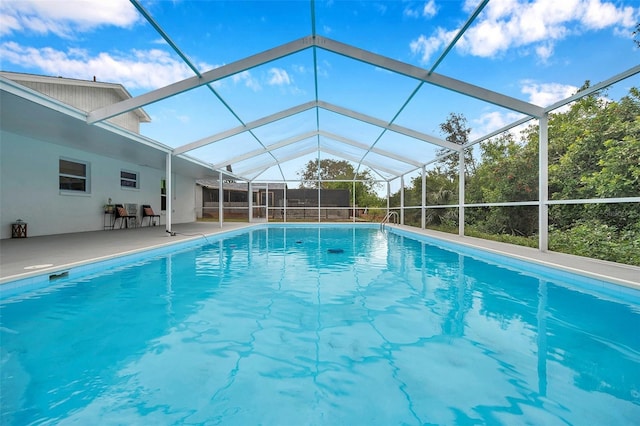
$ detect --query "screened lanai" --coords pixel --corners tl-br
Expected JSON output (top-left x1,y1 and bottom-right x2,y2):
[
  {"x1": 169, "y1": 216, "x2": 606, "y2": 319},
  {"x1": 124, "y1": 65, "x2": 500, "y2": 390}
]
[{"x1": 3, "y1": 0, "x2": 639, "y2": 257}]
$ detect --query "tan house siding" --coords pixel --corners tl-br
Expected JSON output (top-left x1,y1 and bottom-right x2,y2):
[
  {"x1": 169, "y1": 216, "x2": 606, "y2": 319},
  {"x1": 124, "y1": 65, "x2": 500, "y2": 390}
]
[{"x1": 17, "y1": 80, "x2": 143, "y2": 133}]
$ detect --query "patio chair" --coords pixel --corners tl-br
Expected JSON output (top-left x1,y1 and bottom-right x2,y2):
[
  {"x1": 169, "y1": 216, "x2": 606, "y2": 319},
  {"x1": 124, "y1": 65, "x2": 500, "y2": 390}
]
[
  {"x1": 115, "y1": 204, "x2": 136, "y2": 228},
  {"x1": 142, "y1": 204, "x2": 160, "y2": 227}
]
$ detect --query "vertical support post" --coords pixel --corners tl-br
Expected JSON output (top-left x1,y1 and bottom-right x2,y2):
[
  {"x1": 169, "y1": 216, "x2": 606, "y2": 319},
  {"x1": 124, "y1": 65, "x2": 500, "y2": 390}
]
[
  {"x1": 218, "y1": 170, "x2": 223, "y2": 228},
  {"x1": 539, "y1": 113, "x2": 549, "y2": 251},
  {"x1": 317, "y1": 182, "x2": 321, "y2": 223},
  {"x1": 316, "y1": 155, "x2": 321, "y2": 223},
  {"x1": 165, "y1": 153, "x2": 172, "y2": 235},
  {"x1": 421, "y1": 166, "x2": 426, "y2": 229},
  {"x1": 266, "y1": 183, "x2": 270, "y2": 223},
  {"x1": 248, "y1": 181, "x2": 253, "y2": 222},
  {"x1": 352, "y1": 180, "x2": 356, "y2": 223},
  {"x1": 386, "y1": 181, "x2": 390, "y2": 216},
  {"x1": 400, "y1": 175, "x2": 405, "y2": 225},
  {"x1": 283, "y1": 182, "x2": 287, "y2": 222},
  {"x1": 458, "y1": 149, "x2": 465, "y2": 236}
]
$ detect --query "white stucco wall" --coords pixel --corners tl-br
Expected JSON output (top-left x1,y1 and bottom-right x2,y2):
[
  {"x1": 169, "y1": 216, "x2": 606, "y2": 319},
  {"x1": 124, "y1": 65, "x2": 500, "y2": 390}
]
[
  {"x1": 0, "y1": 130, "x2": 196, "y2": 239},
  {"x1": 168, "y1": 172, "x2": 197, "y2": 224},
  {"x1": 195, "y1": 185, "x2": 203, "y2": 219}
]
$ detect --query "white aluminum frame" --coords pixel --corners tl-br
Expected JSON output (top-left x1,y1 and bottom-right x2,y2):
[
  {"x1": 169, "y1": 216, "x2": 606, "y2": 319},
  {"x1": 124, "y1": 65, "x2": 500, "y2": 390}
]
[{"x1": 76, "y1": 1, "x2": 639, "y2": 253}]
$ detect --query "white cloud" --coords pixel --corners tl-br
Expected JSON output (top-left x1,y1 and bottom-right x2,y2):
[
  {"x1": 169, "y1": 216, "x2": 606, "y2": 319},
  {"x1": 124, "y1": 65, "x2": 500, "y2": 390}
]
[
  {"x1": 423, "y1": 0, "x2": 438, "y2": 18},
  {"x1": 413, "y1": 0, "x2": 638, "y2": 63},
  {"x1": 232, "y1": 70, "x2": 261, "y2": 92},
  {"x1": 470, "y1": 81, "x2": 587, "y2": 136},
  {"x1": 0, "y1": 41, "x2": 214, "y2": 90},
  {"x1": 582, "y1": 0, "x2": 636, "y2": 30},
  {"x1": 457, "y1": 0, "x2": 578, "y2": 58},
  {"x1": 534, "y1": 42, "x2": 554, "y2": 62},
  {"x1": 0, "y1": 0, "x2": 139, "y2": 37},
  {"x1": 470, "y1": 79, "x2": 581, "y2": 139},
  {"x1": 404, "y1": 0, "x2": 438, "y2": 19},
  {"x1": 374, "y1": 3, "x2": 388, "y2": 15},
  {"x1": 316, "y1": 59, "x2": 332, "y2": 78},
  {"x1": 267, "y1": 68, "x2": 291, "y2": 86},
  {"x1": 520, "y1": 81, "x2": 578, "y2": 107},
  {"x1": 176, "y1": 115, "x2": 190, "y2": 124},
  {"x1": 292, "y1": 64, "x2": 308, "y2": 74},
  {"x1": 410, "y1": 27, "x2": 458, "y2": 63},
  {"x1": 463, "y1": 0, "x2": 484, "y2": 13},
  {"x1": 0, "y1": 12, "x2": 21, "y2": 35},
  {"x1": 404, "y1": 7, "x2": 420, "y2": 19},
  {"x1": 470, "y1": 110, "x2": 525, "y2": 141}
]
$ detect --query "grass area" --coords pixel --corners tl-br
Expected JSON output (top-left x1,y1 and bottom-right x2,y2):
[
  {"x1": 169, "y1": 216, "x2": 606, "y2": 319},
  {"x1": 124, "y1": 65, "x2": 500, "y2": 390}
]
[
  {"x1": 198, "y1": 217, "x2": 247, "y2": 223},
  {"x1": 465, "y1": 228, "x2": 539, "y2": 248},
  {"x1": 427, "y1": 225, "x2": 638, "y2": 265},
  {"x1": 424, "y1": 225, "x2": 538, "y2": 248}
]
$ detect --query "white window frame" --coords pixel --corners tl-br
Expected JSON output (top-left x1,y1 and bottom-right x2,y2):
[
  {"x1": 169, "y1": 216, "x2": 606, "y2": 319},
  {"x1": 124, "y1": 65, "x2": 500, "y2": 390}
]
[
  {"x1": 120, "y1": 169, "x2": 139, "y2": 190},
  {"x1": 59, "y1": 157, "x2": 90, "y2": 194}
]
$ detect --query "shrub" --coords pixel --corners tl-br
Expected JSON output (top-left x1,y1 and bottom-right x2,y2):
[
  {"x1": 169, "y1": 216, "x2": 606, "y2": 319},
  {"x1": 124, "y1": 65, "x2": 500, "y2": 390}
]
[{"x1": 550, "y1": 220, "x2": 640, "y2": 266}]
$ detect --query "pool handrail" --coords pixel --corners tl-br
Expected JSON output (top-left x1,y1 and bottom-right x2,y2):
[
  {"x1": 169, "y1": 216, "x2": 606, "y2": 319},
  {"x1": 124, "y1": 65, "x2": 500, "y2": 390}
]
[{"x1": 380, "y1": 211, "x2": 399, "y2": 230}]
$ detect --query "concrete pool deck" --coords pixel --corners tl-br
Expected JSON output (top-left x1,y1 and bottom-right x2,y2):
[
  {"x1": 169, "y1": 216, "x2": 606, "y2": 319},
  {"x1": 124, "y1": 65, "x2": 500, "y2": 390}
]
[{"x1": 1, "y1": 221, "x2": 638, "y2": 289}]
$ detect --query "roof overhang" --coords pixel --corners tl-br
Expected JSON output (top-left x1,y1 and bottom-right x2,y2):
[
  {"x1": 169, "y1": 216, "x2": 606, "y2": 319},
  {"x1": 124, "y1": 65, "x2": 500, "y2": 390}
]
[{"x1": 0, "y1": 76, "x2": 225, "y2": 180}]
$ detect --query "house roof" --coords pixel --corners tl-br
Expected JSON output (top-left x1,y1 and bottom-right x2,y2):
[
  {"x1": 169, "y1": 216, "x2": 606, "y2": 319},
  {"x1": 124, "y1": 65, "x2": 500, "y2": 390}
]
[{"x1": 0, "y1": 71, "x2": 151, "y2": 123}]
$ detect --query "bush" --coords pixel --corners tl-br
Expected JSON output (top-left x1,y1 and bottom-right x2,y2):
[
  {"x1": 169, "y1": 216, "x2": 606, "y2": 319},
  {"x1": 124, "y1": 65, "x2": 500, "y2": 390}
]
[
  {"x1": 550, "y1": 220, "x2": 640, "y2": 266},
  {"x1": 465, "y1": 227, "x2": 538, "y2": 248}
]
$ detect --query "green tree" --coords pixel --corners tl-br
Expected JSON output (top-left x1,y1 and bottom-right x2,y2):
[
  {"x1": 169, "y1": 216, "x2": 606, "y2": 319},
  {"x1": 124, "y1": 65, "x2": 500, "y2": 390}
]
[
  {"x1": 392, "y1": 168, "x2": 458, "y2": 228},
  {"x1": 435, "y1": 112, "x2": 476, "y2": 179},
  {"x1": 482, "y1": 84, "x2": 640, "y2": 263},
  {"x1": 578, "y1": 88, "x2": 640, "y2": 230},
  {"x1": 297, "y1": 159, "x2": 383, "y2": 207},
  {"x1": 299, "y1": 159, "x2": 353, "y2": 188},
  {"x1": 547, "y1": 85, "x2": 640, "y2": 230},
  {"x1": 391, "y1": 113, "x2": 472, "y2": 228},
  {"x1": 390, "y1": 87, "x2": 639, "y2": 264},
  {"x1": 467, "y1": 132, "x2": 538, "y2": 236}
]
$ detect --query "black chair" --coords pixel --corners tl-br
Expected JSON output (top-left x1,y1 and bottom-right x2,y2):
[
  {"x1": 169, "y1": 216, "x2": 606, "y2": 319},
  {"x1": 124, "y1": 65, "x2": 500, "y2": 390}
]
[
  {"x1": 115, "y1": 204, "x2": 136, "y2": 228},
  {"x1": 142, "y1": 204, "x2": 160, "y2": 226}
]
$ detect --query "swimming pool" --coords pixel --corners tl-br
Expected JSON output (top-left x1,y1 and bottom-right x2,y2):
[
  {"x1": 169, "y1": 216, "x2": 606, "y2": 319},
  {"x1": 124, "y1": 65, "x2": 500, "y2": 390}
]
[{"x1": 1, "y1": 225, "x2": 639, "y2": 425}]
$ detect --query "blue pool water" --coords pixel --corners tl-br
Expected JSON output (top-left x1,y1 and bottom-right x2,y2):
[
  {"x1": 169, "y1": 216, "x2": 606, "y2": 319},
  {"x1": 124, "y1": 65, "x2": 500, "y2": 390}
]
[{"x1": 1, "y1": 225, "x2": 639, "y2": 425}]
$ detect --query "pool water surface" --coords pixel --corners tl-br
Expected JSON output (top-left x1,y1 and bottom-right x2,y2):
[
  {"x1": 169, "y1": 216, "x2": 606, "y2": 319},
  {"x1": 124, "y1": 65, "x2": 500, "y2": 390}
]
[{"x1": 1, "y1": 225, "x2": 639, "y2": 425}]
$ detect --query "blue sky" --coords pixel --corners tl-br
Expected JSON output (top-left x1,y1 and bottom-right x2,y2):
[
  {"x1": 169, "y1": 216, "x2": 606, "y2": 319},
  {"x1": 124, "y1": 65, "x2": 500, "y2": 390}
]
[{"x1": 1, "y1": 0, "x2": 639, "y2": 185}]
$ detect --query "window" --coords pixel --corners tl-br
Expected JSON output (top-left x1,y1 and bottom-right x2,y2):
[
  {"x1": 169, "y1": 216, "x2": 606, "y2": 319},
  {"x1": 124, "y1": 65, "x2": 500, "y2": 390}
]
[
  {"x1": 120, "y1": 170, "x2": 138, "y2": 189},
  {"x1": 59, "y1": 158, "x2": 89, "y2": 192}
]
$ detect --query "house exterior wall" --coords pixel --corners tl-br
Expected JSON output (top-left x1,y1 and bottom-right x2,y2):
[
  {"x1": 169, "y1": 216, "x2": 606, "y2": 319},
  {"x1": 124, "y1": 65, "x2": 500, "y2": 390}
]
[
  {"x1": 171, "y1": 174, "x2": 197, "y2": 224},
  {"x1": 16, "y1": 81, "x2": 141, "y2": 133},
  {"x1": 0, "y1": 130, "x2": 196, "y2": 239},
  {"x1": 195, "y1": 184, "x2": 204, "y2": 219}
]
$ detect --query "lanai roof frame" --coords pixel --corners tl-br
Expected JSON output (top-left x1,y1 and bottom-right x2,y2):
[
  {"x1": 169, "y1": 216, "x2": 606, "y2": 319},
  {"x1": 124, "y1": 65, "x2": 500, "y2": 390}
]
[{"x1": 83, "y1": 0, "x2": 555, "y2": 184}]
